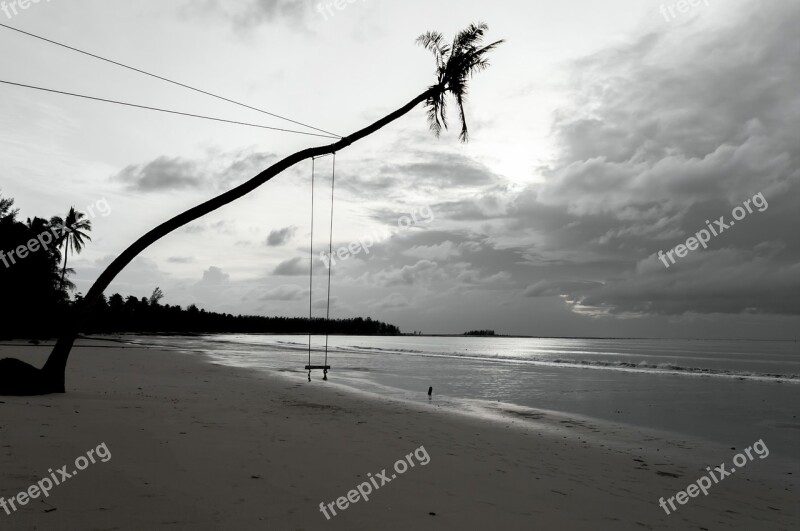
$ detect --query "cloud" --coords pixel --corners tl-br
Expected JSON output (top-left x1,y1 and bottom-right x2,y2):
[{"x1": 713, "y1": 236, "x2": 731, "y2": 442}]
[
  {"x1": 432, "y1": 191, "x2": 510, "y2": 221},
  {"x1": 500, "y1": 2, "x2": 800, "y2": 317},
  {"x1": 260, "y1": 284, "x2": 308, "y2": 301},
  {"x1": 556, "y1": 244, "x2": 800, "y2": 316},
  {"x1": 198, "y1": 266, "x2": 230, "y2": 285},
  {"x1": 211, "y1": 220, "x2": 234, "y2": 234},
  {"x1": 397, "y1": 154, "x2": 497, "y2": 188},
  {"x1": 183, "y1": 225, "x2": 207, "y2": 234},
  {"x1": 167, "y1": 256, "x2": 196, "y2": 264},
  {"x1": 524, "y1": 280, "x2": 604, "y2": 298},
  {"x1": 266, "y1": 226, "x2": 297, "y2": 246},
  {"x1": 540, "y1": 3, "x2": 798, "y2": 218},
  {"x1": 312, "y1": 296, "x2": 338, "y2": 309},
  {"x1": 273, "y1": 256, "x2": 305, "y2": 276},
  {"x1": 338, "y1": 153, "x2": 499, "y2": 198},
  {"x1": 221, "y1": 150, "x2": 276, "y2": 181},
  {"x1": 404, "y1": 241, "x2": 460, "y2": 261},
  {"x1": 191, "y1": 0, "x2": 311, "y2": 30},
  {"x1": 114, "y1": 148, "x2": 275, "y2": 193},
  {"x1": 377, "y1": 259, "x2": 439, "y2": 287},
  {"x1": 336, "y1": 230, "x2": 526, "y2": 294},
  {"x1": 116, "y1": 156, "x2": 202, "y2": 191},
  {"x1": 374, "y1": 293, "x2": 409, "y2": 309}
]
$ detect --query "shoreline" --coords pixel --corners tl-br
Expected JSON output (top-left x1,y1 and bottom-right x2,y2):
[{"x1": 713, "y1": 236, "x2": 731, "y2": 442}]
[
  {"x1": 126, "y1": 333, "x2": 800, "y2": 463},
  {"x1": 72, "y1": 334, "x2": 800, "y2": 470},
  {"x1": 1, "y1": 341, "x2": 797, "y2": 529}
]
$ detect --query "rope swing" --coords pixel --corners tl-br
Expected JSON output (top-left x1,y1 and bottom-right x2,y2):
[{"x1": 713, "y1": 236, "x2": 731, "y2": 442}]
[{"x1": 306, "y1": 153, "x2": 336, "y2": 381}]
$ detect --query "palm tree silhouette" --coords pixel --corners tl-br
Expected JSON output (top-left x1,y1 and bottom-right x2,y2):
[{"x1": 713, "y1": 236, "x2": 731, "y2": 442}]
[
  {"x1": 417, "y1": 24, "x2": 502, "y2": 142},
  {"x1": 51, "y1": 208, "x2": 92, "y2": 291},
  {"x1": 0, "y1": 23, "x2": 503, "y2": 395}
]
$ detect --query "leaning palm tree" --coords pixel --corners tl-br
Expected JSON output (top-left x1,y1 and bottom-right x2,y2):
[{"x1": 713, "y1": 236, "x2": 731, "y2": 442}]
[
  {"x1": 51, "y1": 208, "x2": 92, "y2": 291},
  {"x1": 0, "y1": 23, "x2": 503, "y2": 395}
]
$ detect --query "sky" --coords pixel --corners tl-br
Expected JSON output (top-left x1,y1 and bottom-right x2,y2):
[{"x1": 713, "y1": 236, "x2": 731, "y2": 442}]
[{"x1": 1, "y1": 0, "x2": 798, "y2": 338}]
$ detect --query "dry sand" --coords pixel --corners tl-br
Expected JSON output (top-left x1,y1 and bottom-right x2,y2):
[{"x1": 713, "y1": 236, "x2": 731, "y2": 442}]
[{"x1": 0, "y1": 340, "x2": 797, "y2": 530}]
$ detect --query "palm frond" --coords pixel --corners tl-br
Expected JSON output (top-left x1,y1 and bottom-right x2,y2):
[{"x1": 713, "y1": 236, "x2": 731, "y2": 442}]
[
  {"x1": 454, "y1": 91, "x2": 469, "y2": 142},
  {"x1": 426, "y1": 103, "x2": 441, "y2": 137},
  {"x1": 416, "y1": 31, "x2": 450, "y2": 64},
  {"x1": 453, "y1": 22, "x2": 489, "y2": 51},
  {"x1": 424, "y1": 91, "x2": 448, "y2": 137},
  {"x1": 415, "y1": 31, "x2": 443, "y2": 50}
]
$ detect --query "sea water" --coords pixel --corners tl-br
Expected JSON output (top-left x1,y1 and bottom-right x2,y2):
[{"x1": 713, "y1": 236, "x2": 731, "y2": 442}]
[{"x1": 131, "y1": 335, "x2": 800, "y2": 461}]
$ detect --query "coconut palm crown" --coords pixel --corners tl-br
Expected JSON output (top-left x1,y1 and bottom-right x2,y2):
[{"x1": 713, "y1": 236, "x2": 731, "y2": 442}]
[
  {"x1": 51, "y1": 207, "x2": 92, "y2": 290},
  {"x1": 416, "y1": 22, "x2": 504, "y2": 142}
]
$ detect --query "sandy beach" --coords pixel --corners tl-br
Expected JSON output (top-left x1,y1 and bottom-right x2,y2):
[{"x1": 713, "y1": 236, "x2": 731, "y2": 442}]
[{"x1": 1, "y1": 340, "x2": 797, "y2": 530}]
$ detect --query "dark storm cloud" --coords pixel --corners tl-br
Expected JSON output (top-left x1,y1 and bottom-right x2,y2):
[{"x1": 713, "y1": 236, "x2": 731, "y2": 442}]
[
  {"x1": 560, "y1": 244, "x2": 800, "y2": 316},
  {"x1": 508, "y1": 2, "x2": 800, "y2": 317}
]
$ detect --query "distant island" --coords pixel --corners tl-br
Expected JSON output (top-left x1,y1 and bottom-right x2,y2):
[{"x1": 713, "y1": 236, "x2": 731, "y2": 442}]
[{"x1": 464, "y1": 330, "x2": 496, "y2": 336}]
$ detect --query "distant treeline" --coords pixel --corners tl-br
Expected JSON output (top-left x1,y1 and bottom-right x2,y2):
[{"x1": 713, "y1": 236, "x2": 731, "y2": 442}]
[
  {"x1": 75, "y1": 291, "x2": 401, "y2": 336},
  {"x1": 0, "y1": 192, "x2": 400, "y2": 339},
  {"x1": 464, "y1": 329, "x2": 496, "y2": 336}
]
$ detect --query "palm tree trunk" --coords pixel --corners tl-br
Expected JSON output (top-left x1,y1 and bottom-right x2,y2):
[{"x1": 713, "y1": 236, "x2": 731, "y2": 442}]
[
  {"x1": 41, "y1": 86, "x2": 440, "y2": 391},
  {"x1": 59, "y1": 244, "x2": 68, "y2": 292}
]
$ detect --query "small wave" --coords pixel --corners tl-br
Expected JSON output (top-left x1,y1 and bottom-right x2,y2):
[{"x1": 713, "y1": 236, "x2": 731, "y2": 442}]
[
  {"x1": 187, "y1": 336, "x2": 800, "y2": 384},
  {"x1": 338, "y1": 348, "x2": 800, "y2": 383},
  {"x1": 544, "y1": 357, "x2": 799, "y2": 381}
]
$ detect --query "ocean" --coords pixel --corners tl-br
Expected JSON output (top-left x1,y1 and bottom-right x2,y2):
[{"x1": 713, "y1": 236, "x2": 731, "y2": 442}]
[{"x1": 129, "y1": 334, "x2": 800, "y2": 461}]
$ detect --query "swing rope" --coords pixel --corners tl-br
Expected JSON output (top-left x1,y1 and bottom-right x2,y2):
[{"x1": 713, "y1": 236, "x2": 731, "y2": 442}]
[
  {"x1": 307, "y1": 157, "x2": 315, "y2": 380},
  {"x1": 323, "y1": 153, "x2": 336, "y2": 372},
  {"x1": 307, "y1": 154, "x2": 335, "y2": 382}
]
